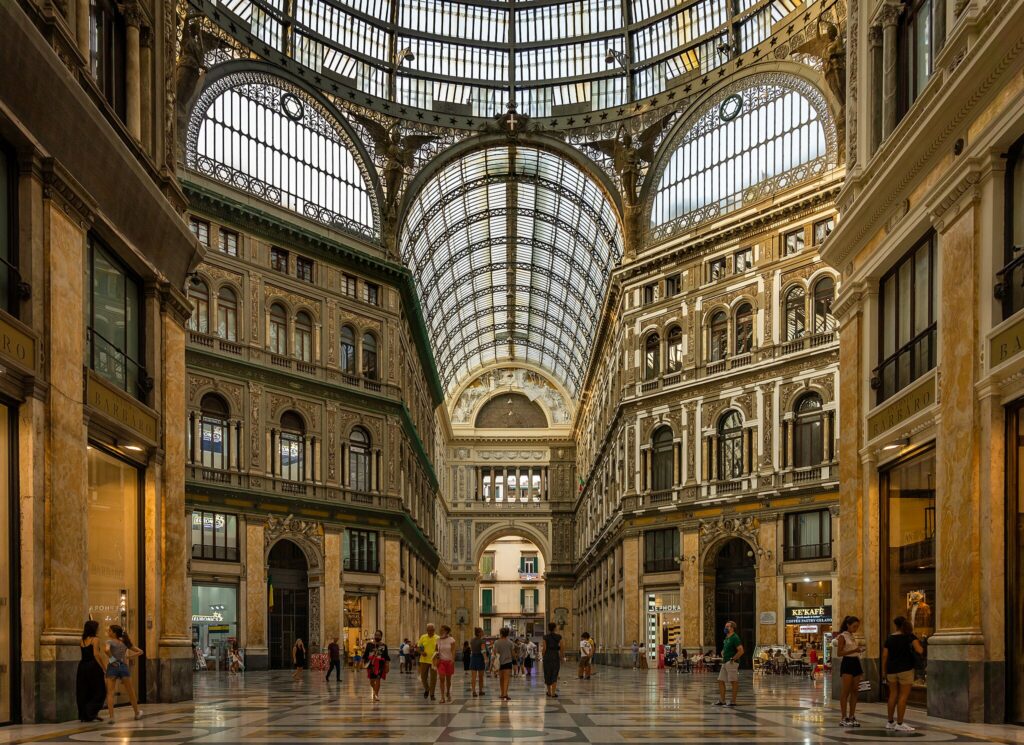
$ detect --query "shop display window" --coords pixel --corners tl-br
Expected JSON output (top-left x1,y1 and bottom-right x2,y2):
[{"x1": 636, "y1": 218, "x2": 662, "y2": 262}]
[
  {"x1": 882, "y1": 450, "x2": 936, "y2": 695},
  {"x1": 784, "y1": 579, "x2": 833, "y2": 657},
  {"x1": 190, "y1": 511, "x2": 238, "y2": 561},
  {"x1": 645, "y1": 590, "x2": 681, "y2": 659},
  {"x1": 191, "y1": 584, "x2": 238, "y2": 669}
]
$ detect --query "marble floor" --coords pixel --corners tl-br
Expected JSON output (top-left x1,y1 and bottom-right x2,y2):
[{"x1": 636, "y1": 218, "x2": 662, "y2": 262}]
[{"x1": 1, "y1": 666, "x2": 1022, "y2": 744}]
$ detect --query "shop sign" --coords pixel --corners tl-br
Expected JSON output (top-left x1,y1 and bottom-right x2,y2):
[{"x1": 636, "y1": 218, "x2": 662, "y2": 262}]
[
  {"x1": 0, "y1": 314, "x2": 36, "y2": 373},
  {"x1": 759, "y1": 611, "x2": 777, "y2": 625},
  {"x1": 867, "y1": 374, "x2": 935, "y2": 441},
  {"x1": 652, "y1": 604, "x2": 681, "y2": 613},
  {"x1": 785, "y1": 605, "x2": 832, "y2": 625},
  {"x1": 798, "y1": 625, "x2": 819, "y2": 634},
  {"x1": 990, "y1": 314, "x2": 1024, "y2": 367},
  {"x1": 86, "y1": 370, "x2": 159, "y2": 444},
  {"x1": 192, "y1": 612, "x2": 224, "y2": 623}
]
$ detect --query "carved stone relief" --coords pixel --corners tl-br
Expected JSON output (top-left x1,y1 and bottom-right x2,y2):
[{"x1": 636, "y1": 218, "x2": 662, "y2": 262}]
[
  {"x1": 760, "y1": 383, "x2": 775, "y2": 468},
  {"x1": 326, "y1": 404, "x2": 338, "y2": 480},
  {"x1": 698, "y1": 515, "x2": 759, "y2": 556},
  {"x1": 734, "y1": 392, "x2": 757, "y2": 421},
  {"x1": 249, "y1": 382, "x2": 262, "y2": 467},
  {"x1": 250, "y1": 272, "x2": 262, "y2": 341},
  {"x1": 265, "y1": 284, "x2": 322, "y2": 321},
  {"x1": 264, "y1": 514, "x2": 325, "y2": 559},
  {"x1": 450, "y1": 367, "x2": 571, "y2": 425},
  {"x1": 701, "y1": 399, "x2": 730, "y2": 430},
  {"x1": 526, "y1": 521, "x2": 550, "y2": 538},
  {"x1": 308, "y1": 586, "x2": 321, "y2": 650}
]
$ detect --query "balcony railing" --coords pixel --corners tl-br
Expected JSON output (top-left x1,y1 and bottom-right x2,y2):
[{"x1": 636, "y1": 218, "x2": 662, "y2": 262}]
[
  {"x1": 783, "y1": 542, "x2": 832, "y2": 561},
  {"x1": 480, "y1": 571, "x2": 496, "y2": 582},
  {"x1": 481, "y1": 605, "x2": 499, "y2": 615}
]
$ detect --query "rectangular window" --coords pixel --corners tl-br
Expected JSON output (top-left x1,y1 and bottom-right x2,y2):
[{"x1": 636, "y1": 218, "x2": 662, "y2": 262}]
[
  {"x1": 784, "y1": 228, "x2": 805, "y2": 256},
  {"x1": 87, "y1": 236, "x2": 144, "y2": 398},
  {"x1": 812, "y1": 218, "x2": 835, "y2": 246},
  {"x1": 342, "y1": 273, "x2": 357, "y2": 297},
  {"x1": 483, "y1": 618, "x2": 493, "y2": 634},
  {"x1": 643, "y1": 283, "x2": 657, "y2": 304},
  {"x1": 89, "y1": 0, "x2": 127, "y2": 118},
  {"x1": 363, "y1": 281, "x2": 379, "y2": 305},
  {"x1": 520, "y1": 554, "x2": 538, "y2": 574},
  {"x1": 784, "y1": 510, "x2": 832, "y2": 560},
  {"x1": 480, "y1": 552, "x2": 495, "y2": 575},
  {"x1": 665, "y1": 274, "x2": 681, "y2": 296},
  {"x1": 296, "y1": 256, "x2": 314, "y2": 283},
  {"x1": 481, "y1": 588, "x2": 494, "y2": 614},
  {"x1": 189, "y1": 218, "x2": 210, "y2": 247},
  {"x1": 344, "y1": 528, "x2": 379, "y2": 573},
  {"x1": 190, "y1": 510, "x2": 239, "y2": 561},
  {"x1": 708, "y1": 257, "x2": 727, "y2": 283},
  {"x1": 643, "y1": 528, "x2": 679, "y2": 573},
  {"x1": 882, "y1": 450, "x2": 936, "y2": 694},
  {"x1": 0, "y1": 144, "x2": 18, "y2": 317},
  {"x1": 898, "y1": 0, "x2": 946, "y2": 117},
  {"x1": 999, "y1": 138, "x2": 1024, "y2": 320},
  {"x1": 218, "y1": 229, "x2": 238, "y2": 257},
  {"x1": 270, "y1": 246, "x2": 288, "y2": 273},
  {"x1": 876, "y1": 232, "x2": 936, "y2": 403},
  {"x1": 734, "y1": 247, "x2": 753, "y2": 273}
]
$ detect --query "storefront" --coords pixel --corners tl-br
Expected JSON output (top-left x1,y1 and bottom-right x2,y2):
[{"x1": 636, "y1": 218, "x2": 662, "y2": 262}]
[
  {"x1": 87, "y1": 445, "x2": 143, "y2": 695},
  {"x1": 343, "y1": 592, "x2": 379, "y2": 658},
  {"x1": 644, "y1": 590, "x2": 680, "y2": 659},
  {"x1": 784, "y1": 580, "x2": 832, "y2": 660},
  {"x1": 0, "y1": 401, "x2": 16, "y2": 724},
  {"x1": 881, "y1": 448, "x2": 935, "y2": 706},
  {"x1": 191, "y1": 584, "x2": 239, "y2": 670}
]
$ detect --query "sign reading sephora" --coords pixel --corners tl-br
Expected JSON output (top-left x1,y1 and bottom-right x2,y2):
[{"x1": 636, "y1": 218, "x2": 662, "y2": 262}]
[{"x1": 785, "y1": 605, "x2": 832, "y2": 625}]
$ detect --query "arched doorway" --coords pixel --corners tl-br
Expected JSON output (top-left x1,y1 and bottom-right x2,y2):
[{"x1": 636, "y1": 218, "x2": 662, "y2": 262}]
[
  {"x1": 268, "y1": 539, "x2": 309, "y2": 669},
  {"x1": 714, "y1": 538, "x2": 756, "y2": 667},
  {"x1": 477, "y1": 535, "x2": 546, "y2": 641}
]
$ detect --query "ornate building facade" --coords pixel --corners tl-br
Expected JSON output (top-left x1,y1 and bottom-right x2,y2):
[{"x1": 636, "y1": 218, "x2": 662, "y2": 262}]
[{"x1": 824, "y1": 0, "x2": 1024, "y2": 724}]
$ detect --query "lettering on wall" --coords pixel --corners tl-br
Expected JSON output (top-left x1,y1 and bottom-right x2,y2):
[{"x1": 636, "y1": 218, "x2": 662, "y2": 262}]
[
  {"x1": 866, "y1": 374, "x2": 935, "y2": 441},
  {"x1": 990, "y1": 315, "x2": 1024, "y2": 368},
  {"x1": 86, "y1": 370, "x2": 159, "y2": 443}
]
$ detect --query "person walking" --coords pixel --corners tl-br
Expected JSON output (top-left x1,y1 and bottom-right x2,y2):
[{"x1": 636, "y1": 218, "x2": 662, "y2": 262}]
[
  {"x1": 363, "y1": 630, "x2": 390, "y2": 702},
  {"x1": 462, "y1": 640, "x2": 472, "y2": 673},
  {"x1": 883, "y1": 616, "x2": 924, "y2": 732},
  {"x1": 512, "y1": 638, "x2": 523, "y2": 677},
  {"x1": 435, "y1": 625, "x2": 457, "y2": 703},
  {"x1": 76, "y1": 620, "x2": 106, "y2": 722},
  {"x1": 398, "y1": 639, "x2": 407, "y2": 673},
  {"x1": 418, "y1": 623, "x2": 439, "y2": 700},
  {"x1": 469, "y1": 627, "x2": 487, "y2": 697},
  {"x1": 631, "y1": 639, "x2": 640, "y2": 670},
  {"x1": 493, "y1": 627, "x2": 514, "y2": 701},
  {"x1": 836, "y1": 615, "x2": 866, "y2": 727},
  {"x1": 524, "y1": 638, "x2": 536, "y2": 677},
  {"x1": 292, "y1": 638, "x2": 307, "y2": 681},
  {"x1": 103, "y1": 624, "x2": 143, "y2": 722},
  {"x1": 713, "y1": 620, "x2": 744, "y2": 707},
  {"x1": 578, "y1": 632, "x2": 594, "y2": 679},
  {"x1": 325, "y1": 637, "x2": 341, "y2": 682},
  {"x1": 541, "y1": 622, "x2": 562, "y2": 698}
]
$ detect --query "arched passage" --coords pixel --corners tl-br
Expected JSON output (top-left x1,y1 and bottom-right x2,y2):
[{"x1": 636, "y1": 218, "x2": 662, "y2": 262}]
[
  {"x1": 708, "y1": 538, "x2": 757, "y2": 667},
  {"x1": 476, "y1": 534, "x2": 547, "y2": 641},
  {"x1": 267, "y1": 539, "x2": 310, "y2": 669}
]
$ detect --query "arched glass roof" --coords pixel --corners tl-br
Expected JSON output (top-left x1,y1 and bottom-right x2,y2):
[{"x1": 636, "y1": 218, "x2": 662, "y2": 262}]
[
  {"x1": 185, "y1": 70, "x2": 378, "y2": 238},
  {"x1": 401, "y1": 146, "x2": 622, "y2": 396},
  {"x1": 201, "y1": 0, "x2": 807, "y2": 118}
]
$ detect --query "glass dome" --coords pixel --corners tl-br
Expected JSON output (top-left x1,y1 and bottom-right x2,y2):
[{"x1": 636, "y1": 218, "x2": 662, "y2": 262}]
[{"x1": 201, "y1": 0, "x2": 808, "y2": 119}]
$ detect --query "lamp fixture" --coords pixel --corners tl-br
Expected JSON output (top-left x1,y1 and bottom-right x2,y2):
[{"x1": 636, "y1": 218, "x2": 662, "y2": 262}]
[
  {"x1": 604, "y1": 48, "x2": 627, "y2": 70},
  {"x1": 395, "y1": 46, "x2": 416, "y2": 66},
  {"x1": 881, "y1": 437, "x2": 909, "y2": 452}
]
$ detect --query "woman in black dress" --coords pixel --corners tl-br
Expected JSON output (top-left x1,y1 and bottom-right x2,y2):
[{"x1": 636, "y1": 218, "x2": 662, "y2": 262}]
[
  {"x1": 76, "y1": 620, "x2": 106, "y2": 722},
  {"x1": 292, "y1": 638, "x2": 307, "y2": 681},
  {"x1": 541, "y1": 621, "x2": 563, "y2": 698}
]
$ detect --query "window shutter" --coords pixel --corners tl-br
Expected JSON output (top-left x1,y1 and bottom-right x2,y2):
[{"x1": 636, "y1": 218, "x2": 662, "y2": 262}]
[
  {"x1": 520, "y1": 588, "x2": 525, "y2": 607},
  {"x1": 519, "y1": 556, "x2": 526, "y2": 573},
  {"x1": 534, "y1": 589, "x2": 539, "y2": 608}
]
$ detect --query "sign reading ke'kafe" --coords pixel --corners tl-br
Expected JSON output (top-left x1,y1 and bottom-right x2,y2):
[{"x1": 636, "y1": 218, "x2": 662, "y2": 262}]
[{"x1": 785, "y1": 605, "x2": 832, "y2": 625}]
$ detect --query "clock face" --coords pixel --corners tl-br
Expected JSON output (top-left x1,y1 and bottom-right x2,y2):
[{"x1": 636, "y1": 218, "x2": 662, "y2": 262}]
[
  {"x1": 280, "y1": 93, "x2": 305, "y2": 122},
  {"x1": 719, "y1": 94, "x2": 744, "y2": 122}
]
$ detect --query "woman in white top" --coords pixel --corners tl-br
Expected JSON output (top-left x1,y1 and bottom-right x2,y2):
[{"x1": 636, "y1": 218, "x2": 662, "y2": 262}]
[{"x1": 836, "y1": 615, "x2": 866, "y2": 727}]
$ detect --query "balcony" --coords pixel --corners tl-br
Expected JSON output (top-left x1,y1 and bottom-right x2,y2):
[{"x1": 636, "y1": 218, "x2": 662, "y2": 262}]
[
  {"x1": 185, "y1": 466, "x2": 403, "y2": 511},
  {"x1": 479, "y1": 571, "x2": 496, "y2": 582},
  {"x1": 481, "y1": 605, "x2": 500, "y2": 615},
  {"x1": 783, "y1": 542, "x2": 832, "y2": 561},
  {"x1": 781, "y1": 464, "x2": 836, "y2": 487},
  {"x1": 779, "y1": 331, "x2": 837, "y2": 356},
  {"x1": 519, "y1": 572, "x2": 540, "y2": 582}
]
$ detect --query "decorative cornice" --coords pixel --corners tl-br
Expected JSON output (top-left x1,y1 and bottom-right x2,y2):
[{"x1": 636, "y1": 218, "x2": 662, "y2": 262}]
[{"x1": 41, "y1": 157, "x2": 97, "y2": 226}]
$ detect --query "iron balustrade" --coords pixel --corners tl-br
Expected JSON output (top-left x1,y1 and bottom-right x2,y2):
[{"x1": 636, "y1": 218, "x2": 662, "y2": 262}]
[
  {"x1": 87, "y1": 327, "x2": 151, "y2": 399},
  {"x1": 783, "y1": 542, "x2": 832, "y2": 561}
]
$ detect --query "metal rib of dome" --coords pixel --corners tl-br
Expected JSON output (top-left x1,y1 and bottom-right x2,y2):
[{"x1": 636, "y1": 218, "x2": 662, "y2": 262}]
[
  {"x1": 401, "y1": 146, "x2": 623, "y2": 396},
  {"x1": 197, "y1": 0, "x2": 806, "y2": 119}
]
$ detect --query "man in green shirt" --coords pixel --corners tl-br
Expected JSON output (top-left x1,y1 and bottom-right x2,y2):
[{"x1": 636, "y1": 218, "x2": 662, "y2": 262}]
[{"x1": 714, "y1": 620, "x2": 744, "y2": 707}]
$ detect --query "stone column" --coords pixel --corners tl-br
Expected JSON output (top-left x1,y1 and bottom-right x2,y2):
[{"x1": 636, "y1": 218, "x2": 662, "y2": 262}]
[
  {"x1": 878, "y1": 3, "x2": 902, "y2": 140},
  {"x1": 822, "y1": 412, "x2": 833, "y2": 464},
  {"x1": 755, "y1": 521, "x2": 779, "y2": 647},
  {"x1": 245, "y1": 519, "x2": 268, "y2": 669},
  {"x1": 785, "y1": 419, "x2": 795, "y2": 469},
  {"x1": 681, "y1": 531, "x2": 700, "y2": 649},
  {"x1": 121, "y1": 2, "x2": 143, "y2": 139},
  {"x1": 930, "y1": 204, "x2": 986, "y2": 721},
  {"x1": 322, "y1": 530, "x2": 342, "y2": 648},
  {"x1": 76, "y1": 0, "x2": 89, "y2": 61},
  {"x1": 382, "y1": 535, "x2": 401, "y2": 645},
  {"x1": 139, "y1": 28, "x2": 152, "y2": 152},
  {"x1": 622, "y1": 535, "x2": 640, "y2": 646}
]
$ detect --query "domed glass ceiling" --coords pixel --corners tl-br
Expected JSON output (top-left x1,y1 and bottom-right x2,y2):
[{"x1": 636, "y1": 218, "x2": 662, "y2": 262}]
[{"x1": 202, "y1": 0, "x2": 806, "y2": 118}]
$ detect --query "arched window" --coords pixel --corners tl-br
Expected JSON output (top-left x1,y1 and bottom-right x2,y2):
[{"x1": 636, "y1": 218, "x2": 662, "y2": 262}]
[
  {"x1": 667, "y1": 326, "x2": 683, "y2": 373},
  {"x1": 650, "y1": 78, "x2": 833, "y2": 236},
  {"x1": 199, "y1": 393, "x2": 229, "y2": 470},
  {"x1": 279, "y1": 410, "x2": 305, "y2": 482},
  {"x1": 784, "y1": 286, "x2": 806, "y2": 341},
  {"x1": 188, "y1": 280, "x2": 209, "y2": 334},
  {"x1": 793, "y1": 393, "x2": 824, "y2": 468},
  {"x1": 718, "y1": 410, "x2": 744, "y2": 480},
  {"x1": 269, "y1": 303, "x2": 287, "y2": 355},
  {"x1": 651, "y1": 427, "x2": 674, "y2": 492},
  {"x1": 340, "y1": 325, "x2": 356, "y2": 375},
  {"x1": 812, "y1": 277, "x2": 836, "y2": 333},
  {"x1": 735, "y1": 303, "x2": 753, "y2": 354},
  {"x1": 295, "y1": 311, "x2": 313, "y2": 362},
  {"x1": 217, "y1": 286, "x2": 237, "y2": 341},
  {"x1": 709, "y1": 311, "x2": 728, "y2": 362},
  {"x1": 644, "y1": 332, "x2": 661, "y2": 380},
  {"x1": 362, "y1": 332, "x2": 378, "y2": 380},
  {"x1": 349, "y1": 427, "x2": 371, "y2": 492},
  {"x1": 187, "y1": 73, "x2": 375, "y2": 237}
]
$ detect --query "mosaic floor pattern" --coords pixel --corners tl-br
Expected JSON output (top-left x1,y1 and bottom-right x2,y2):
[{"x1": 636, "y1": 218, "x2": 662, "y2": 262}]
[{"x1": 1, "y1": 666, "x2": 1021, "y2": 743}]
